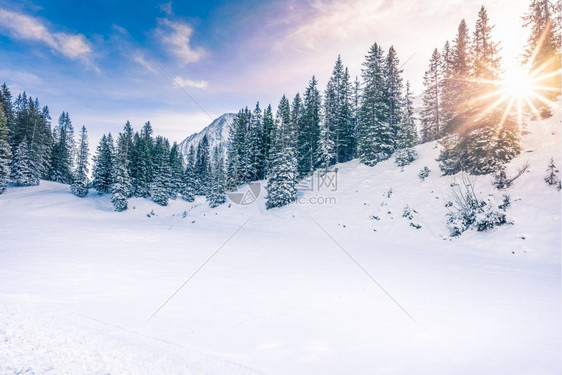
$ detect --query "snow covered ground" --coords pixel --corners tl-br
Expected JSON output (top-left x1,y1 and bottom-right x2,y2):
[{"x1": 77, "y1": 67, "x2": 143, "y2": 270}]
[{"x1": 0, "y1": 112, "x2": 560, "y2": 374}]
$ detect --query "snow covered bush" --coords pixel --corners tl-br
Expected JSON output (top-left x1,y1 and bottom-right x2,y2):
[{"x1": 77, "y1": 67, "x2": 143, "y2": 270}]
[
  {"x1": 544, "y1": 158, "x2": 560, "y2": 190},
  {"x1": 446, "y1": 174, "x2": 511, "y2": 237},
  {"x1": 10, "y1": 140, "x2": 39, "y2": 186},
  {"x1": 492, "y1": 162, "x2": 528, "y2": 190},
  {"x1": 418, "y1": 166, "x2": 430, "y2": 181},
  {"x1": 394, "y1": 148, "x2": 418, "y2": 167}
]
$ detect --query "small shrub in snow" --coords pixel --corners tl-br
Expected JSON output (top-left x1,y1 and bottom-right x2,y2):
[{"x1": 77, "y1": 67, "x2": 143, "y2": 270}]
[
  {"x1": 446, "y1": 174, "x2": 511, "y2": 237},
  {"x1": 394, "y1": 148, "x2": 418, "y2": 167},
  {"x1": 402, "y1": 205, "x2": 416, "y2": 220},
  {"x1": 492, "y1": 162, "x2": 529, "y2": 189},
  {"x1": 418, "y1": 166, "x2": 430, "y2": 181},
  {"x1": 545, "y1": 158, "x2": 560, "y2": 189},
  {"x1": 385, "y1": 188, "x2": 392, "y2": 198}
]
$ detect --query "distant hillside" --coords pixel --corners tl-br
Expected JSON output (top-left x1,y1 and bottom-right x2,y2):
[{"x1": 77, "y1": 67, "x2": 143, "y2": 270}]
[{"x1": 178, "y1": 113, "x2": 236, "y2": 158}]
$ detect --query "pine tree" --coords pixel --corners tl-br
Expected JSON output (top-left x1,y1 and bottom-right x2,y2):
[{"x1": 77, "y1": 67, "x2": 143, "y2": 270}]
[
  {"x1": 358, "y1": 43, "x2": 391, "y2": 166},
  {"x1": 0, "y1": 107, "x2": 11, "y2": 194},
  {"x1": 298, "y1": 76, "x2": 322, "y2": 175},
  {"x1": 522, "y1": 0, "x2": 561, "y2": 102},
  {"x1": 440, "y1": 40, "x2": 455, "y2": 131},
  {"x1": 130, "y1": 122, "x2": 154, "y2": 197},
  {"x1": 324, "y1": 56, "x2": 354, "y2": 165},
  {"x1": 396, "y1": 81, "x2": 418, "y2": 149},
  {"x1": 545, "y1": 157, "x2": 560, "y2": 186},
  {"x1": 92, "y1": 134, "x2": 114, "y2": 194},
  {"x1": 266, "y1": 95, "x2": 298, "y2": 209},
  {"x1": 194, "y1": 134, "x2": 211, "y2": 195},
  {"x1": 49, "y1": 111, "x2": 76, "y2": 184},
  {"x1": 111, "y1": 162, "x2": 129, "y2": 211},
  {"x1": 207, "y1": 144, "x2": 227, "y2": 208},
  {"x1": 169, "y1": 142, "x2": 184, "y2": 199},
  {"x1": 150, "y1": 136, "x2": 173, "y2": 206},
  {"x1": 10, "y1": 140, "x2": 39, "y2": 186},
  {"x1": 471, "y1": 6, "x2": 501, "y2": 80},
  {"x1": 447, "y1": 19, "x2": 472, "y2": 130},
  {"x1": 116, "y1": 121, "x2": 134, "y2": 197},
  {"x1": 12, "y1": 93, "x2": 52, "y2": 179},
  {"x1": 247, "y1": 103, "x2": 265, "y2": 180},
  {"x1": 262, "y1": 104, "x2": 275, "y2": 176},
  {"x1": 71, "y1": 125, "x2": 89, "y2": 197},
  {"x1": 420, "y1": 49, "x2": 442, "y2": 142},
  {"x1": 385, "y1": 46, "x2": 404, "y2": 149},
  {"x1": 181, "y1": 145, "x2": 196, "y2": 202},
  {"x1": 226, "y1": 108, "x2": 251, "y2": 188}
]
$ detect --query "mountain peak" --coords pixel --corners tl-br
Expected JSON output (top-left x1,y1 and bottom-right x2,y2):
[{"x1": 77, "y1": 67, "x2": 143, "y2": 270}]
[{"x1": 179, "y1": 113, "x2": 236, "y2": 157}]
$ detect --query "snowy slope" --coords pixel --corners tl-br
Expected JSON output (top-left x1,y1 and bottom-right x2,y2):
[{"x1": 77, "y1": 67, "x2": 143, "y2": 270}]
[
  {"x1": 178, "y1": 113, "x2": 236, "y2": 158},
  {"x1": 0, "y1": 110, "x2": 560, "y2": 374}
]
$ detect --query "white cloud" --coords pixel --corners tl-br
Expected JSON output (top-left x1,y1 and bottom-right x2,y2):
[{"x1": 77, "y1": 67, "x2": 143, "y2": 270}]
[
  {"x1": 133, "y1": 51, "x2": 157, "y2": 73},
  {"x1": 156, "y1": 18, "x2": 206, "y2": 65},
  {"x1": 173, "y1": 76, "x2": 208, "y2": 89},
  {"x1": 0, "y1": 9, "x2": 92, "y2": 61}
]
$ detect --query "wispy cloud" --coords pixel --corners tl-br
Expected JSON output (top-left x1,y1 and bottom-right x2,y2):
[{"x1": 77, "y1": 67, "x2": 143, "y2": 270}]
[
  {"x1": 156, "y1": 18, "x2": 206, "y2": 65},
  {"x1": 0, "y1": 8, "x2": 93, "y2": 62},
  {"x1": 173, "y1": 76, "x2": 208, "y2": 89},
  {"x1": 133, "y1": 51, "x2": 158, "y2": 73}
]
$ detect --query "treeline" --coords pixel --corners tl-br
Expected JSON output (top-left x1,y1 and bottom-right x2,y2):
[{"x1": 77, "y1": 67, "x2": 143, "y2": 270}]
[
  {"x1": 225, "y1": 48, "x2": 418, "y2": 209},
  {"x1": 0, "y1": 1, "x2": 559, "y2": 212},
  {"x1": 421, "y1": 3, "x2": 560, "y2": 175}
]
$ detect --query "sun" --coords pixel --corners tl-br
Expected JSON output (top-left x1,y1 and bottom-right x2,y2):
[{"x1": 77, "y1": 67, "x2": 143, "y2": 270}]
[{"x1": 500, "y1": 65, "x2": 536, "y2": 101}]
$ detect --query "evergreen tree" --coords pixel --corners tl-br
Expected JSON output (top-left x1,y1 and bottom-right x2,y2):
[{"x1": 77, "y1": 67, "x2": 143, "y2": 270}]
[
  {"x1": 447, "y1": 19, "x2": 472, "y2": 130},
  {"x1": 207, "y1": 144, "x2": 227, "y2": 208},
  {"x1": 0, "y1": 107, "x2": 11, "y2": 194},
  {"x1": 291, "y1": 93, "x2": 304, "y2": 152},
  {"x1": 12, "y1": 93, "x2": 52, "y2": 178},
  {"x1": 0, "y1": 84, "x2": 15, "y2": 136},
  {"x1": 324, "y1": 56, "x2": 354, "y2": 165},
  {"x1": 92, "y1": 134, "x2": 114, "y2": 194},
  {"x1": 247, "y1": 103, "x2": 265, "y2": 180},
  {"x1": 130, "y1": 122, "x2": 154, "y2": 197},
  {"x1": 544, "y1": 157, "x2": 560, "y2": 186},
  {"x1": 298, "y1": 76, "x2": 322, "y2": 175},
  {"x1": 49, "y1": 111, "x2": 75, "y2": 184},
  {"x1": 420, "y1": 48, "x2": 442, "y2": 142},
  {"x1": 10, "y1": 140, "x2": 39, "y2": 186},
  {"x1": 194, "y1": 134, "x2": 211, "y2": 195},
  {"x1": 522, "y1": 0, "x2": 561, "y2": 102},
  {"x1": 226, "y1": 108, "x2": 251, "y2": 188},
  {"x1": 471, "y1": 6, "x2": 501, "y2": 80},
  {"x1": 181, "y1": 145, "x2": 196, "y2": 202},
  {"x1": 111, "y1": 162, "x2": 129, "y2": 211},
  {"x1": 385, "y1": 46, "x2": 404, "y2": 149},
  {"x1": 266, "y1": 95, "x2": 298, "y2": 209},
  {"x1": 150, "y1": 136, "x2": 172, "y2": 206},
  {"x1": 116, "y1": 121, "x2": 134, "y2": 197},
  {"x1": 440, "y1": 40, "x2": 455, "y2": 131},
  {"x1": 396, "y1": 81, "x2": 418, "y2": 149},
  {"x1": 262, "y1": 104, "x2": 275, "y2": 176},
  {"x1": 358, "y1": 43, "x2": 391, "y2": 166},
  {"x1": 169, "y1": 142, "x2": 184, "y2": 198},
  {"x1": 71, "y1": 126, "x2": 89, "y2": 197}
]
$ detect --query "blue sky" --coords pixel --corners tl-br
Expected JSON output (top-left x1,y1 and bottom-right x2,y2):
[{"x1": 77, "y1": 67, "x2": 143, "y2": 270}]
[{"x1": 0, "y1": 0, "x2": 529, "y2": 145}]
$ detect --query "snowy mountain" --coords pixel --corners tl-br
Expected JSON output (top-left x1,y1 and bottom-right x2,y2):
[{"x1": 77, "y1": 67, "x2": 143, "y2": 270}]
[
  {"x1": 178, "y1": 113, "x2": 236, "y2": 157},
  {"x1": 0, "y1": 109, "x2": 560, "y2": 374}
]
